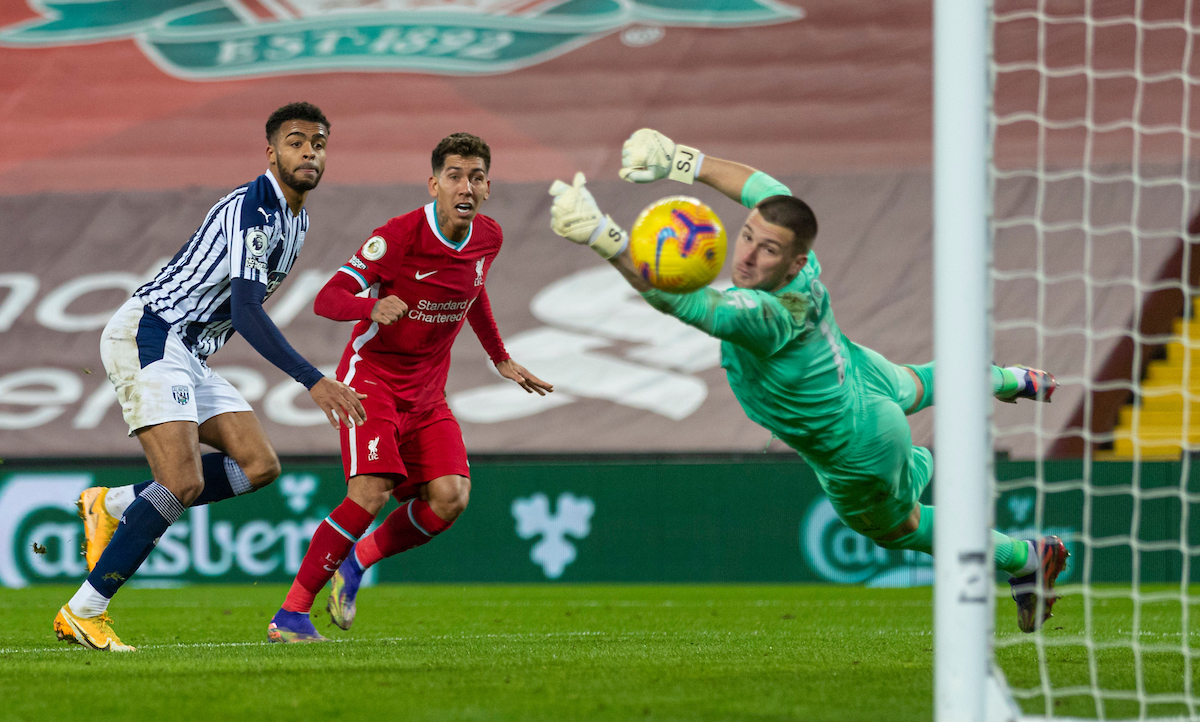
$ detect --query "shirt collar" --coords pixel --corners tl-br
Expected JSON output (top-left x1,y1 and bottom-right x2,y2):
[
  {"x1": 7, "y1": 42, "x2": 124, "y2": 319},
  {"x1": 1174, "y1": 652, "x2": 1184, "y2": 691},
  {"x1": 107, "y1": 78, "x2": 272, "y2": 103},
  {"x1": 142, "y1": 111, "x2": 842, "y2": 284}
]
[
  {"x1": 424, "y1": 202, "x2": 472, "y2": 251},
  {"x1": 263, "y1": 169, "x2": 293, "y2": 218}
]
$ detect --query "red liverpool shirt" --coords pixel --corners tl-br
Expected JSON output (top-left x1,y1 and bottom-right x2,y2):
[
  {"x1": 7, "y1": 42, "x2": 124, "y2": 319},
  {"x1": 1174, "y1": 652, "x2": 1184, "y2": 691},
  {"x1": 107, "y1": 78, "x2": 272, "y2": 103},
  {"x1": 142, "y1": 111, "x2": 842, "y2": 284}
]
[{"x1": 316, "y1": 202, "x2": 509, "y2": 412}]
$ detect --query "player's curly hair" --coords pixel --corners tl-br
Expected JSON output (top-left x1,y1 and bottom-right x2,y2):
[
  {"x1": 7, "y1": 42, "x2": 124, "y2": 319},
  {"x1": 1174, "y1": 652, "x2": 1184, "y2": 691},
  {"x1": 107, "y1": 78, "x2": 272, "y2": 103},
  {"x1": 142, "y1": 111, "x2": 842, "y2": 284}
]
[
  {"x1": 265, "y1": 102, "x2": 330, "y2": 142},
  {"x1": 756, "y1": 195, "x2": 818, "y2": 255},
  {"x1": 432, "y1": 133, "x2": 491, "y2": 174}
]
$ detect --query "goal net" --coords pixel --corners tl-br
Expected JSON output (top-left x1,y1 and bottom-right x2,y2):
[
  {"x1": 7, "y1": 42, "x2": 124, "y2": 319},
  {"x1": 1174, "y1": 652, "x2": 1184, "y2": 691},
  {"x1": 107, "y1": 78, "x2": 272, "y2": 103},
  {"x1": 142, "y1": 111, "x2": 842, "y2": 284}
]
[{"x1": 985, "y1": 0, "x2": 1200, "y2": 719}]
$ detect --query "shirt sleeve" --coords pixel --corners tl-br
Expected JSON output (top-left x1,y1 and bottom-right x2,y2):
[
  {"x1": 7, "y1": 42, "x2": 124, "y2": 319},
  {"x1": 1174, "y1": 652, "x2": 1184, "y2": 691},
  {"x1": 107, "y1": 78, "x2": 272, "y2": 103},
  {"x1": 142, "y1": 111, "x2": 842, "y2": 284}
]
[
  {"x1": 466, "y1": 288, "x2": 510, "y2": 364},
  {"x1": 333, "y1": 228, "x2": 399, "y2": 293},
  {"x1": 313, "y1": 269, "x2": 378, "y2": 322},
  {"x1": 224, "y1": 195, "x2": 271, "y2": 286},
  {"x1": 230, "y1": 278, "x2": 324, "y2": 389},
  {"x1": 740, "y1": 170, "x2": 794, "y2": 209},
  {"x1": 640, "y1": 286, "x2": 803, "y2": 357}
]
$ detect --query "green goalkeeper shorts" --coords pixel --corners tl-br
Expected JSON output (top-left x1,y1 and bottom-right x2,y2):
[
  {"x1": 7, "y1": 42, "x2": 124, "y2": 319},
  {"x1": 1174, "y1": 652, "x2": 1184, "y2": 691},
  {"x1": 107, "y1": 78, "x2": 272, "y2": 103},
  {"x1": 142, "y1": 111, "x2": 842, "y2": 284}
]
[{"x1": 809, "y1": 342, "x2": 933, "y2": 538}]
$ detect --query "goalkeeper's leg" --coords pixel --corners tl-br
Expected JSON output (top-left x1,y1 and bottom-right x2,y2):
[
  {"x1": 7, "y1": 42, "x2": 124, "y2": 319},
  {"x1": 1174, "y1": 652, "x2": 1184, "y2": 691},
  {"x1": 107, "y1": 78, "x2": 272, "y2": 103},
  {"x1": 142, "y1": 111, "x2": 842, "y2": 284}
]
[
  {"x1": 824, "y1": 432, "x2": 1031, "y2": 572},
  {"x1": 848, "y1": 343, "x2": 1057, "y2": 414},
  {"x1": 872, "y1": 503, "x2": 1033, "y2": 574},
  {"x1": 871, "y1": 503, "x2": 1068, "y2": 633},
  {"x1": 902, "y1": 361, "x2": 1056, "y2": 411}
]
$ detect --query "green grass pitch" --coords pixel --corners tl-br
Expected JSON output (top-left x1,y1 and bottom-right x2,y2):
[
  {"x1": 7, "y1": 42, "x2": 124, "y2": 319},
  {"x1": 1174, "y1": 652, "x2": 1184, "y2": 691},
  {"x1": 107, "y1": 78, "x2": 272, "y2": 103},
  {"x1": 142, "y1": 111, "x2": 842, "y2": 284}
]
[{"x1": 0, "y1": 584, "x2": 1194, "y2": 721}]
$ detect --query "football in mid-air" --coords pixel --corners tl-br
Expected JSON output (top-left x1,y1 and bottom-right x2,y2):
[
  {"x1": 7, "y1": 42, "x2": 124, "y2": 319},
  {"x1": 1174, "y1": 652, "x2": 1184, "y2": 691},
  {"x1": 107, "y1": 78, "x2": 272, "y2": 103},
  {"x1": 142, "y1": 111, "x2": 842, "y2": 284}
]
[{"x1": 628, "y1": 196, "x2": 727, "y2": 293}]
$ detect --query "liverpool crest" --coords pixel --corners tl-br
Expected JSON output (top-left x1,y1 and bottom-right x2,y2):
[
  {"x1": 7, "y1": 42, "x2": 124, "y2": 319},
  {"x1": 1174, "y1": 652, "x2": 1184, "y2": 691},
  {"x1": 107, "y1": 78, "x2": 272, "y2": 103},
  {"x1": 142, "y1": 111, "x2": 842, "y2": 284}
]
[{"x1": 0, "y1": 0, "x2": 803, "y2": 79}]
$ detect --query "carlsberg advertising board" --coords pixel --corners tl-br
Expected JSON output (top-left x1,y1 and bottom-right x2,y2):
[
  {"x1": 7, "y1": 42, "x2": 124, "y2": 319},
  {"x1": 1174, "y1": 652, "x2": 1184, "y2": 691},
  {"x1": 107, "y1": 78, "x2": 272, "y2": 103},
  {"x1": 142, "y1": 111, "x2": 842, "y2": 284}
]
[{"x1": 0, "y1": 456, "x2": 1186, "y2": 588}]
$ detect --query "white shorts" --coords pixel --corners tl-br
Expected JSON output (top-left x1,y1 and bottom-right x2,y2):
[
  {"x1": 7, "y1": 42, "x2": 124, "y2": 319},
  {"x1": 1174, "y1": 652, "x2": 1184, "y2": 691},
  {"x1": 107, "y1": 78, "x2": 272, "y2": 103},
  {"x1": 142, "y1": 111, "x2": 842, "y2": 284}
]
[{"x1": 101, "y1": 297, "x2": 252, "y2": 435}]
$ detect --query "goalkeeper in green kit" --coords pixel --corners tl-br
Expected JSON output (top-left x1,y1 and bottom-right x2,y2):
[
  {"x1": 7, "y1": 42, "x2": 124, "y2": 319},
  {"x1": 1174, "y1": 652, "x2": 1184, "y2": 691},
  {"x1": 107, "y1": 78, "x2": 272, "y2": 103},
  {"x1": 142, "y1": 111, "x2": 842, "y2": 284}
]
[{"x1": 548, "y1": 129, "x2": 1068, "y2": 633}]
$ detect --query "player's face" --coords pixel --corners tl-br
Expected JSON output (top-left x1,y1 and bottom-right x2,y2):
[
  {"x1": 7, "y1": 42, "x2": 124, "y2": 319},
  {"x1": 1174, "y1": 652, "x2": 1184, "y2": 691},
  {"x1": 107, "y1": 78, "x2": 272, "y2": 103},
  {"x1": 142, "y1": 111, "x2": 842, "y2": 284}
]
[
  {"x1": 429, "y1": 155, "x2": 490, "y2": 239},
  {"x1": 731, "y1": 210, "x2": 808, "y2": 292},
  {"x1": 267, "y1": 120, "x2": 328, "y2": 194},
  {"x1": 429, "y1": 154, "x2": 489, "y2": 238}
]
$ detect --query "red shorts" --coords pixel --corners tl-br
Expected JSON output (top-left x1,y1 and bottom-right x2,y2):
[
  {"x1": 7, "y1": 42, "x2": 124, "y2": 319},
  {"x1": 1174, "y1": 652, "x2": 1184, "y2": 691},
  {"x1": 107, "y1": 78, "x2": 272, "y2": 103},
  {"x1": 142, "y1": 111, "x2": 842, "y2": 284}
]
[{"x1": 339, "y1": 366, "x2": 469, "y2": 502}]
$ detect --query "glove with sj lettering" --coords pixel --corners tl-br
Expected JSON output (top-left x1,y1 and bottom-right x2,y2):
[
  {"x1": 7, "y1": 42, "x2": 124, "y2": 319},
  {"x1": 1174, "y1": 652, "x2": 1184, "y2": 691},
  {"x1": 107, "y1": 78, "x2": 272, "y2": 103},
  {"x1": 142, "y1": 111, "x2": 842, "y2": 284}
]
[{"x1": 618, "y1": 128, "x2": 704, "y2": 184}]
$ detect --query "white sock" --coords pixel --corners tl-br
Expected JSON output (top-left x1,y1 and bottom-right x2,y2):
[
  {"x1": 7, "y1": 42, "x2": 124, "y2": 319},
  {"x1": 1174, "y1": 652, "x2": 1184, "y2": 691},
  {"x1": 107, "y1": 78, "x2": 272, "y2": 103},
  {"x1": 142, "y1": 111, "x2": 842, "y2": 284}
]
[
  {"x1": 1014, "y1": 541, "x2": 1040, "y2": 576},
  {"x1": 104, "y1": 486, "x2": 136, "y2": 518},
  {"x1": 68, "y1": 581, "x2": 111, "y2": 617}
]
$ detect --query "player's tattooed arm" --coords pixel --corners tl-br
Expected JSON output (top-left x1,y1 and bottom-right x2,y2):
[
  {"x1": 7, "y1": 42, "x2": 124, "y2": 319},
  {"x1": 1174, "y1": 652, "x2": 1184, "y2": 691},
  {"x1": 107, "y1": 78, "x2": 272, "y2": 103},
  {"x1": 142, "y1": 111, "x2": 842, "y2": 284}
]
[
  {"x1": 495, "y1": 359, "x2": 554, "y2": 396},
  {"x1": 370, "y1": 295, "x2": 408, "y2": 325}
]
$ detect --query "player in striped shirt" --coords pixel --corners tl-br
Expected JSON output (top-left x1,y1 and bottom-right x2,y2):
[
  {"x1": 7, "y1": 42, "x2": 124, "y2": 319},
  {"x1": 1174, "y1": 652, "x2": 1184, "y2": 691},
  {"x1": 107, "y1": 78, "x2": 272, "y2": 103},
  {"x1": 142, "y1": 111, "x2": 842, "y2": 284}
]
[
  {"x1": 268, "y1": 133, "x2": 552, "y2": 642},
  {"x1": 548, "y1": 129, "x2": 1068, "y2": 634},
  {"x1": 56, "y1": 103, "x2": 366, "y2": 651}
]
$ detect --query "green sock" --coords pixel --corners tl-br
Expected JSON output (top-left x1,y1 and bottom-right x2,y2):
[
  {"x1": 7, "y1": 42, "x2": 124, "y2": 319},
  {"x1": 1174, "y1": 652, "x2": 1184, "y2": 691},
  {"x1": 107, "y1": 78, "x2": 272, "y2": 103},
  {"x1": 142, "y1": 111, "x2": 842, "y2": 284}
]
[
  {"x1": 992, "y1": 366, "x2": 1020, "y2": 396},
  {"x1": 993, "y1": 531, "x2": 1029, "y2": 574},
  {"x1": 903, "y1": 362, "x2": 935, "y2": 413},
  {"x1": 873, "y1": 507, "x2": 1031, "y2": 574},
  {"x1": 907, "y1": 363, "x2": 1018, "y2": 403}
]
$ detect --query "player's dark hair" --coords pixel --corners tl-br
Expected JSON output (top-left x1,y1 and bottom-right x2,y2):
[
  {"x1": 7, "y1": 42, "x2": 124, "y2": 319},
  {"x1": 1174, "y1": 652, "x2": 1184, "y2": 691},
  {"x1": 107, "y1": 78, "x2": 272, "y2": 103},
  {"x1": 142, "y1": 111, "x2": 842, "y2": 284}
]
[
  {"x1": 432, "y1": 133, "x2": 491, "y2": 174},
  {"x1": 756, "y1": 195, "x2": 818, "y2": 255},
  {"x1": 265, "y1": 102, "x2": 330, "y2": 143}
]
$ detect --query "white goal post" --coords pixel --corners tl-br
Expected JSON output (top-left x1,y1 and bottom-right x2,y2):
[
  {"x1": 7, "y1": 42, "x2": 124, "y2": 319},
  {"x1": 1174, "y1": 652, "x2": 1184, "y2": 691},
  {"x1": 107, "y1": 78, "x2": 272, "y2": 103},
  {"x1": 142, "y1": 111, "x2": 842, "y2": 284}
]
[{"x1": 933, "y1": 0, "x2": 1005, "y2": 720}]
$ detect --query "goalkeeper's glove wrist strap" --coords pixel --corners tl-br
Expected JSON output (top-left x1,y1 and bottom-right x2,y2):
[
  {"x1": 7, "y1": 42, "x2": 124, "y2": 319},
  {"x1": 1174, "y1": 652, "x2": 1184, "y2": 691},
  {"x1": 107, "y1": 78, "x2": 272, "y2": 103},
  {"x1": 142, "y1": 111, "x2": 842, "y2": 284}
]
[
  {"x1": 587, "y1": 215, "x2": 629, "y2": 259},
  {"x1": 668, "y1": 144, "x2": 704, "y2": 184}
]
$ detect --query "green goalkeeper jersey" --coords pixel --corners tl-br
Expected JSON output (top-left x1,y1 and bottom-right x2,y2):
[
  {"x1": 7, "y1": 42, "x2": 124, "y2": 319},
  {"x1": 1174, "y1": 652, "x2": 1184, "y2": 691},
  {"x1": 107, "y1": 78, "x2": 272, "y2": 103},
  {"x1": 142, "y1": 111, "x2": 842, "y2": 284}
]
[{"x1": 640, "y1": 174, "x2": 858, "y2": 468}]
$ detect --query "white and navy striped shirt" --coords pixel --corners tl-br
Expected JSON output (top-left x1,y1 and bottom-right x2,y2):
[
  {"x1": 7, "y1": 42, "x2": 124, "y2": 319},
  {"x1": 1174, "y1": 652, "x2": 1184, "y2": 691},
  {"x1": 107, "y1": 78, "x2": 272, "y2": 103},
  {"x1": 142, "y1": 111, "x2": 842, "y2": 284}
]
[{"x1": 137, "y1": 171, "x2": 307, "y2": 360}]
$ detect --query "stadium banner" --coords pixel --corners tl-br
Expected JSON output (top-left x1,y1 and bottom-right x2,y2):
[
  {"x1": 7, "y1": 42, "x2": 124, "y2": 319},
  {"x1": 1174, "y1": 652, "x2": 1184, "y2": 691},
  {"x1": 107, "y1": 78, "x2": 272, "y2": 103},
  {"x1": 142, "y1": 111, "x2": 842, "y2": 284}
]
[
  {"x1": 0, "y1": 0, "x2": 802, "y2": 80},
  {"x1": 0, "y1": 457, "x2": 1188, "y2": 588}
]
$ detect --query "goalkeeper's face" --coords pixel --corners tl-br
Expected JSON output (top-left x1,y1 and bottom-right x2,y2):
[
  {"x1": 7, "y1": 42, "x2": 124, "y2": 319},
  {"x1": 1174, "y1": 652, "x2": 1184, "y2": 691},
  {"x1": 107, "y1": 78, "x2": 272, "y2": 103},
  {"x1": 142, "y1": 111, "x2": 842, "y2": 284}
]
[
  {"x1": 731, "y1": 210, "x2": 808, "y2": 292},
  {"x1": 429, "y1": 154, "x2": 491, "y2": 239}
]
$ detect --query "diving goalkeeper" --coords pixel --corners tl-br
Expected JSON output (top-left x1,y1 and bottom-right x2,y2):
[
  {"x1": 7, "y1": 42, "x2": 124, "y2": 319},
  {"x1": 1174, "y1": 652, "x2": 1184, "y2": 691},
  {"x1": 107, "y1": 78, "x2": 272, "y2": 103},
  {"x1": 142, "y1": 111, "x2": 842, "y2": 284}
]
[{"x1": 548, "y1": 129, "x2": 1067, "y2": 633}]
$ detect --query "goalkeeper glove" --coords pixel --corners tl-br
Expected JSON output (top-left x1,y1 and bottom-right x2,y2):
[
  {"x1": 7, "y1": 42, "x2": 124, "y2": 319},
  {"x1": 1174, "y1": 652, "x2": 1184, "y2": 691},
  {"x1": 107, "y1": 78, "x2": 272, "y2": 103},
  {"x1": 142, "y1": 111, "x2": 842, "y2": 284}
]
[
  {"x1": 618, "y1": 128, "x2": 704, "y2": 184},
  {"x1": 548, "y1": 172, "x2": 629, "y2": 259}
]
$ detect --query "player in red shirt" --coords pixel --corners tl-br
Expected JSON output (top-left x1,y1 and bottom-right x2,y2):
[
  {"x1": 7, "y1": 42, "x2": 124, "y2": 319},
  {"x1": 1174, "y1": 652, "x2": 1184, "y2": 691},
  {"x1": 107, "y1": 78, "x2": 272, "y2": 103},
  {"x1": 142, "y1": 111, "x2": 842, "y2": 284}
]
[{"x1": 268, "y1": 133, "x2": 552, "y2": 642}]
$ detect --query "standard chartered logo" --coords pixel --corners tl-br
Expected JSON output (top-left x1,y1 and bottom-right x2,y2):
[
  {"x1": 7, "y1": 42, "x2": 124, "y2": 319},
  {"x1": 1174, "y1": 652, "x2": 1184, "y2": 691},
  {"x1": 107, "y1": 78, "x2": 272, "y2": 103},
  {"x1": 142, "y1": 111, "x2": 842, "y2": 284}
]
[
  {"x1": 800, "y1": 497, "x2": 933, "y2": 588},
  {"x1": 408, "y1": 298, "x2": 472, "y2": 324},
  {"x1": 0, "y1": 472, "x2": 324, "y2": 588}
]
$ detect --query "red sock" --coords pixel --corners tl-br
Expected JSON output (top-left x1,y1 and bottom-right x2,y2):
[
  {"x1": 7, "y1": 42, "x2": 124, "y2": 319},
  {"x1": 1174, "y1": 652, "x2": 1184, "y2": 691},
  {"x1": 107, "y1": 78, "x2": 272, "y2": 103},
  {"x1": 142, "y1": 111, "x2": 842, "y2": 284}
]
[
  {"x1": 355, "y1": 499, "x2": 453, "y2": 569},
  {"x1": 283, "y1": 498, "x2": 374, "y2": 613}
]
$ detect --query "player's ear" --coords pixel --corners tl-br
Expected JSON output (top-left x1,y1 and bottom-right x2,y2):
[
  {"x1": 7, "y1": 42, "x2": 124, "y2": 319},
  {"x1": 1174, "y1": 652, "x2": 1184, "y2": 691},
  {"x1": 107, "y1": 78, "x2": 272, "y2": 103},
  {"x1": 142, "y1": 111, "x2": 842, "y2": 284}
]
[
  {"x1": 789, "y1": 238, "x2": 808, "y2": 275},
  {"x1": 428, "y1": 175, "x2": 438, "y2": 198},
  {"x1": 266, "y1": 142, "x2": 276, "y2": 169}
]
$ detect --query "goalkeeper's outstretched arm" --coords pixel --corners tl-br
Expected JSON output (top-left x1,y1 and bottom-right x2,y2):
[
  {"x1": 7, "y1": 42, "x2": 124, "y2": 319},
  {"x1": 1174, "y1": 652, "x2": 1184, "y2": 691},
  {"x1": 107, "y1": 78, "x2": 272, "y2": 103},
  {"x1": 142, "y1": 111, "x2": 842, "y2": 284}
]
[
  {"x1": 619, "y1": 128, "x2": 792, "y2": 209},
  {"x1": 547, "y1": 172, "x2": 801, "y2": 356}
]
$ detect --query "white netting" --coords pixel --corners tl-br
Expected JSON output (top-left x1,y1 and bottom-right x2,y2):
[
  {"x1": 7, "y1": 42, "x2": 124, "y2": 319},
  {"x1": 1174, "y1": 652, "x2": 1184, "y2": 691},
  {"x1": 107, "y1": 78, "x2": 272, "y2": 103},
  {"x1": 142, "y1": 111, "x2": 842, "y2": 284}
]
[{"x1": 990, "y1": 0, "x2": 1200, "y2": 718}]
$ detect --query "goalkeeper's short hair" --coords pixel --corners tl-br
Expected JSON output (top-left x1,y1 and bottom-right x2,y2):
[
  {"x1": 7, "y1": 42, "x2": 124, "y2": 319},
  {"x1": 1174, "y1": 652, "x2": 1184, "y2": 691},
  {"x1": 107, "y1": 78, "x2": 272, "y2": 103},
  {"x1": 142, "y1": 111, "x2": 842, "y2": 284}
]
[
  {"x1": 756, "y1": 195, "x2": 817, "y2": 255},
  {"x1": 432, "y1": 133, "x2": 491, "y2": 174}
]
